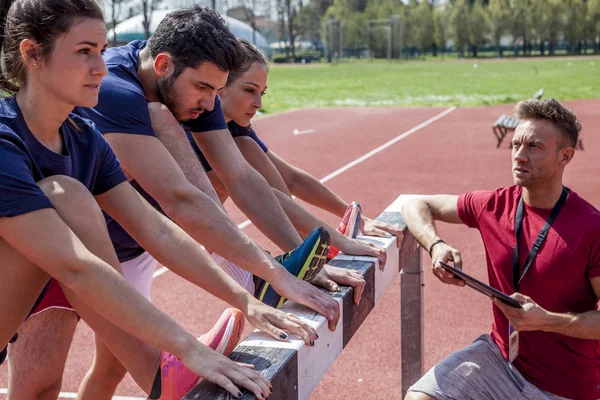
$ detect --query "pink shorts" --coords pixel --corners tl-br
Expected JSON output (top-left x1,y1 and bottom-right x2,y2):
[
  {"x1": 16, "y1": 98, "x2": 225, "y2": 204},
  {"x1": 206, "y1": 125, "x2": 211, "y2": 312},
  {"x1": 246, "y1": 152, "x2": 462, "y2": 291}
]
[{"x1": 30, "y1": 252, "x2": 157, "y2": 317}]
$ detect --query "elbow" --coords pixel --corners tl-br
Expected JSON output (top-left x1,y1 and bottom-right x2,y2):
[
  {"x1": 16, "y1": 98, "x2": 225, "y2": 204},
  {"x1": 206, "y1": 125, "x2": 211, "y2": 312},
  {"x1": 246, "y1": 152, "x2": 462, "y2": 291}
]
[
  {"x1": 159, "y1": 186, "x2": 198, "y2": 222},
  {"x1": 50, "y1": 259, "x2": 92, "y2": 293},
  {"x1": 223, "y1": 165, "x2": 256, "y2": 194},
  {"x1": 401, "y1": 198, "x2": 428, "y2": 219},
  {"x1": 284, "y1": 171, "x2": 299, "y2": 193}
]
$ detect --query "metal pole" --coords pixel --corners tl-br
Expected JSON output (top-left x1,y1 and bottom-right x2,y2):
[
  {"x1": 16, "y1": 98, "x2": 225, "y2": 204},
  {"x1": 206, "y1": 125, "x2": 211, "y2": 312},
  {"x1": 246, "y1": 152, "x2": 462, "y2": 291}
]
[
  {"x1": 388, "y1": 18, "x2": 392, "y2": 61},
  {"x1": 340, "y1": 20, "x2": 344, "y2": 60},
  {"x1": 330, "y1": 20, "x2": 335, "y2": 62},
  {"x1": 366, "y1": 21, "x2": 370, "y2": 59},
  {"x1": 323, "y1": 20, "x2": 329, "y2": 63},
  {"x1": 399, "y1": 16, "x2": 403, "y2": 61},
  {"x1": 400, "y1": 231, "x2": 424, "y2": 398}
]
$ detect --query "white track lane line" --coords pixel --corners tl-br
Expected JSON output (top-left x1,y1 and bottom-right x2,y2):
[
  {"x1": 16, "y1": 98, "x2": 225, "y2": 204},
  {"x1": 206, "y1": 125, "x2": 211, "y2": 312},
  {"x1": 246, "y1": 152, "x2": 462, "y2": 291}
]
[
  {"x1": 0, "y1": 388, "x2": 145, "y2": 399},
  {"x1": 152, "y1": 106, "x2": 456, "y2": 279}
]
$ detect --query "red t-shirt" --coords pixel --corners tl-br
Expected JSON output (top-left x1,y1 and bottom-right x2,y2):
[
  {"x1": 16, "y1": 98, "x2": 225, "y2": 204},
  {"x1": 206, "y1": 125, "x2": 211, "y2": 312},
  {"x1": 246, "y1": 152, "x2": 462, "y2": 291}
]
[{"x1": 458, "y1": 186, "x2": 600, "y2": 400}]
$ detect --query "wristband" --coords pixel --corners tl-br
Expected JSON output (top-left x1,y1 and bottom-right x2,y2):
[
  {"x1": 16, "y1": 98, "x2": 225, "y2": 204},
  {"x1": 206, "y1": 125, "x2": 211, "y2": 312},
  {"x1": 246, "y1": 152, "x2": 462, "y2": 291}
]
[{"x1": 428, "y1": 239, "x2": 445, "y2": 257}]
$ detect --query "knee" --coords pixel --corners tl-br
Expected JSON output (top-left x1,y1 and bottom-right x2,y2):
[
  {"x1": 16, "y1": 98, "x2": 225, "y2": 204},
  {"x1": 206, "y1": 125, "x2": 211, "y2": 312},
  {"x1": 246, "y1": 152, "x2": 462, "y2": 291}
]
[
  {"x1": 37, "y1": 175, "x2": 102, "y2": 219},
  {"x1": 37, "y1": 176, "x2": 96, "y2": 208},
  {"x1": 404, "y1": 392, "x2": 435, "y2": 400},
  {"x1": 90, "y1": 360, "x2": 127, "y2": 386},
  {"x1": 87, "y1": 361, "x2": 127, "y2": 392},
  {"x1": 10, "y1": 376, "x2": 63, "y2": 400}
]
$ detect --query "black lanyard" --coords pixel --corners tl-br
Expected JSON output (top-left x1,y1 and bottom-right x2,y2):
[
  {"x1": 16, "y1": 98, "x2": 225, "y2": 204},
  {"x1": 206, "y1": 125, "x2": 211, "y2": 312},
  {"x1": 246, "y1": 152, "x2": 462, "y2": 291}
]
[{"x1": 512, "y1": 187, "x2": 568, "y2": 291}]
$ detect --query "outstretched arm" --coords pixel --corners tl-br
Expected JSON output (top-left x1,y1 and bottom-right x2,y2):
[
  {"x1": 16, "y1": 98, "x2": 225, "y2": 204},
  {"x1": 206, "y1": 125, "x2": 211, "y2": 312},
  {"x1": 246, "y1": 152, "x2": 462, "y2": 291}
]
[
  {"x1": 401, "y1": 195, "x2": 465, "y2": 286},
  {"x1": 97, "y1": 181, "x2": 330, "y2": 341},
  {"x1": 267, "y1": 149, "x2": 403, "y2": 242},
  {"x1": 104, "y1": 132, "x2": 282, "y2": 282},
  {"x1": 195, "y1": 129, "x2": 303, "y2": 251}
]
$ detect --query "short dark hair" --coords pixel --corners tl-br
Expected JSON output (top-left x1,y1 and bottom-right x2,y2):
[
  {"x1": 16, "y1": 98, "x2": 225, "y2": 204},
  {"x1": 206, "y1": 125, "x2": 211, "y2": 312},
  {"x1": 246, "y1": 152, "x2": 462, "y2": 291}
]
[
  {"x1": 147, "y1": 6, "x2": 246, "y2": 79},
  {"x1": 226, "y1": 38, "x2": 269, "y2": 86},
  {"x1": 515, "y1": 99, "x2": 581, "y2": 148},
  {"x1": 0, "y1": 0, "x2": 104, "y2": 94}
]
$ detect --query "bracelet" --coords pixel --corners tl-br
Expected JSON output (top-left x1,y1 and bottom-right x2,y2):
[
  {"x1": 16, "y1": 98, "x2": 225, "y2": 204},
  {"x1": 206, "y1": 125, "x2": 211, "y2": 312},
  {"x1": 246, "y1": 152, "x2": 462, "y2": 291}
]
[{"x1": 428, "y1": 239, "x2": 445, "y2": 257}]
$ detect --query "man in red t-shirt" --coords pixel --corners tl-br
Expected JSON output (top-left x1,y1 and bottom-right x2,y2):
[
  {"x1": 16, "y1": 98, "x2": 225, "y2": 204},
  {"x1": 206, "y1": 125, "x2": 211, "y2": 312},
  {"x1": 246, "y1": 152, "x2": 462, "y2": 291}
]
[{"x1": 403, "y1": 99, "x2": 600, "y2": 400}]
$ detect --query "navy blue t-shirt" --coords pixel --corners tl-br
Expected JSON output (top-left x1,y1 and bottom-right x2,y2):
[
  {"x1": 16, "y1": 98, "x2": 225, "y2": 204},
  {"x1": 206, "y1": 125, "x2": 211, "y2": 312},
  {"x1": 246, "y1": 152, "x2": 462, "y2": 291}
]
[
  {"x1": 188, "y1": 121, "x2": 268, "y2": 172},
  {"x1": 75, "y1": 40, "x2": 228, "y2": 262},
  {"x1": 0, "y1": 97, "x2": 126, "y2": 219}
]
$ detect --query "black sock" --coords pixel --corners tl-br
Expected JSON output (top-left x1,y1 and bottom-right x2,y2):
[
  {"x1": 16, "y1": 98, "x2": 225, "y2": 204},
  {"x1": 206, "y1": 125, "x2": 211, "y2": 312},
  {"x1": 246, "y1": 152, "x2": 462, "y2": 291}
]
[
  {"x1": 253, "y1": 275, "x2": 264, "y2": 298},
  {"x1": 148, "y1": 366, "x2": 162, "y2": 399}
]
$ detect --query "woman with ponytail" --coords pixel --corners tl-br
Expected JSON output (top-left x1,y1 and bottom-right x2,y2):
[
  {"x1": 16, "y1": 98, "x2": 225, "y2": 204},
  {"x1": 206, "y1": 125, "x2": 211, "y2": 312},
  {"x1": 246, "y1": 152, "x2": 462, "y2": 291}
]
[{"x1": 0, "y1": 0, "x2": 275, "y2": 398}]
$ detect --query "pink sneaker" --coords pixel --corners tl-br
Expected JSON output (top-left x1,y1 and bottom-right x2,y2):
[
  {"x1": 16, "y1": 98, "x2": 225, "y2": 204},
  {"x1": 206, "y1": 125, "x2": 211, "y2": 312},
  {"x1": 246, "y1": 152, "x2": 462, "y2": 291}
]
[
  {"x1": 152, "y1": 308, "x2": 245, "y2": 400},
  {"x1": 328, "y1": 202, "x2": 362, "y2": 260}
]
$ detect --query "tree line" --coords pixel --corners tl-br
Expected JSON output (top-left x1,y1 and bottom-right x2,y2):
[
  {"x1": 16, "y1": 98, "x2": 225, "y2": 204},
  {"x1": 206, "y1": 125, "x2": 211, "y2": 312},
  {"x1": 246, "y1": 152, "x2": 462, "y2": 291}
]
[{"x1": 291, "y1": 0, "x2": 600, "y2": 59}]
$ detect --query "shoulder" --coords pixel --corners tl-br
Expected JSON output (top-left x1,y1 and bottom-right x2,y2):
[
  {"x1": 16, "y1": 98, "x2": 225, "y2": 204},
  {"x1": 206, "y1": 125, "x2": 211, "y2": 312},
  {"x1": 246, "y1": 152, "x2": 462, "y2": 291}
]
[
  {"x1": 227, "y1": 121, "x2": 250, "y2": 134},
  {"x1": 0, "y1": 122, "x2": 31, "y2": 164},
  {"x1": 567, "y1": 190, "x2": 600, "y2": 232},
  {"x1": 103, "y1": 41, "x2": 144, "y2": 70},
  {"x1": 0, "y1": 97, "x2": 21, "y2": 129},
  {"x1": 99, "y1": 65, "x2": 146, "y2": 103},
  {"x1": 65, "y1": 114, "x2": 109, "y2": 147},
  {"x1": 462, "y1": 186, "x2": 516, "y2": 207},
  {"x1": 100, "y1": 42, "x2": 146, "y2": 101}
]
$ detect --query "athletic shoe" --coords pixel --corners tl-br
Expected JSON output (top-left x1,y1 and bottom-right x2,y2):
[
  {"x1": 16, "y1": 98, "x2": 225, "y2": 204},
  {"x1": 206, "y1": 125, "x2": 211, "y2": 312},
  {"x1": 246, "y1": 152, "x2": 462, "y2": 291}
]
[
  {"x1": 151, "y1": 308, "x2": 244, "y2": 400},
  {"x1": 198, "y1": 308, "x2": 244, "y2": 356},
  {"x1": 327, "y1": 202, "x2": 362, "y2": 260},
  {"x1": 255, "y1": 227, "x2": 330, "y2": 308}
]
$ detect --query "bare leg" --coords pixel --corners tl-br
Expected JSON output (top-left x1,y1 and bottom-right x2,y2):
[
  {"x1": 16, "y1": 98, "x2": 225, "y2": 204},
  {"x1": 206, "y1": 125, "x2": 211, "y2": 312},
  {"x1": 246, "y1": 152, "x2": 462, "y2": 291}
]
[
  {"x1": 78, "y1": 253, "x2": 156, "y2": 399},
  {"x1": 8, "y1": 309, "x2": 78, "y2": 399},
  {"x1": 0, "y1": 236, "x2": 50, "y2": 355},
  {"x1": 77, "y1": 335, "x2": 127, "y2": 400},
  {"x1": 37, "y1": 175, "x2": 160, "y2": 393},
  {"x1": 405, "y1": 392, "x2": 437, "y2": 400}
]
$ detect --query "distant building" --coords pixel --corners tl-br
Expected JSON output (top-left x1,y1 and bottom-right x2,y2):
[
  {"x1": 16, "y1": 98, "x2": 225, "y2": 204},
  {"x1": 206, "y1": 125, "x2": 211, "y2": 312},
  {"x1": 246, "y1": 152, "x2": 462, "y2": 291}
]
[
  {"x1": 109, "y1": 8, "x2": 272, "y2": 57},
  {"x1": 226, "y1": 6, "x2": 279, "y2": 44}
]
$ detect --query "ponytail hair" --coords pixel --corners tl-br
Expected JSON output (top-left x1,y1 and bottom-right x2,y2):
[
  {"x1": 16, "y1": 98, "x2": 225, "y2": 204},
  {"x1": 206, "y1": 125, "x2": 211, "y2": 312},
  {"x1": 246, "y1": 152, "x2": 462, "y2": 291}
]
[{"x1": 0, "y1": 0, "x2": 103, "y2": 95}]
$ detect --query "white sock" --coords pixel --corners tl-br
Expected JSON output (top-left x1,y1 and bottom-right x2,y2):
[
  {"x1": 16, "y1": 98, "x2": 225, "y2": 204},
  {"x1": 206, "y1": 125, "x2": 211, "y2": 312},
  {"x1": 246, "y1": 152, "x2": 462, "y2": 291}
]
[{"x1": 211, "y1": 253, "x2": 255, "y2": 294}]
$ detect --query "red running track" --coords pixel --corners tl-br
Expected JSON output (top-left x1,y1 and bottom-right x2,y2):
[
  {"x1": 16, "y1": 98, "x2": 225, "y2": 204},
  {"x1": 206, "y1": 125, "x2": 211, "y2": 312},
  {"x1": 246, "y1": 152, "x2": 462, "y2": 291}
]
[{"x1": 1, "y1": 100, "x2": 599, "y2": 399}]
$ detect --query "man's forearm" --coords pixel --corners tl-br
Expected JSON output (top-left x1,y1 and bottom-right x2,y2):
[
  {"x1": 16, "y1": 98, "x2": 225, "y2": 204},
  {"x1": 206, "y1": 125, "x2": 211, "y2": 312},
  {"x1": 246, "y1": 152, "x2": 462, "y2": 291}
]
[
  {"x1": 273, "y1": 188, "x2": 350, "y2": 248},
  {"x1": 543, "y1": 310, "x2": 600, "y2": 340},
  {"x1": 227, "y1": 169, "x2": 302, "y2": 251},
  {"x1": 136, "y1": 214, "x2": 258, "y2": 311},
  {"x1": 288, "y1": 171, "x2": 348, "y2": 218},
  {"x1": 402, "y1": 199, "x2": 443, "y2": 253},
  {"x1": 162, "y1": 189, "x2": 282, "y2": 281}
]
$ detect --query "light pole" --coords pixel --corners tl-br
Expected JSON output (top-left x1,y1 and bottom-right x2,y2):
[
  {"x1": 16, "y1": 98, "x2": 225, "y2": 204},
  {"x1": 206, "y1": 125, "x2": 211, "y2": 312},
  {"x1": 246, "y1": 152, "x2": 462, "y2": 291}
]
[{"x1": 391, "y1": 14, "x2": 402, "y2": 61}]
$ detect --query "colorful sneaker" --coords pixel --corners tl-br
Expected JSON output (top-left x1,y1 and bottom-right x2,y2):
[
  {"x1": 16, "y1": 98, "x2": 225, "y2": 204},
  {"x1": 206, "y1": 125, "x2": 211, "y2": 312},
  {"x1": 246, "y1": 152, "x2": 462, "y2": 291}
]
[
  {"x1": 151, "y1": 308, "x2": 244, "y2": 400},
  {"x1": 328, "y1": 202, "x2": 362, "y2": 260},
  {"x1": 198, "y1": 308, "x2": 244, "y2": 356},
  {"x1": 255, "y1": 227, "x2": 330, "y2": 308}
]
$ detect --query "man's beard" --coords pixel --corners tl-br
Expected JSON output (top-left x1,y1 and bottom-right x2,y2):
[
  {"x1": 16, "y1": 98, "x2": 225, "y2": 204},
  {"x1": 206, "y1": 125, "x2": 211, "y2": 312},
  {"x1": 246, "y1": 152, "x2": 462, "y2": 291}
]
[
  {"x1": 157, "y1": 75, "x2": 182, "y2": 121},
  {"x1": 156, "y1": 76, "x2": 204, "y2": 123}
]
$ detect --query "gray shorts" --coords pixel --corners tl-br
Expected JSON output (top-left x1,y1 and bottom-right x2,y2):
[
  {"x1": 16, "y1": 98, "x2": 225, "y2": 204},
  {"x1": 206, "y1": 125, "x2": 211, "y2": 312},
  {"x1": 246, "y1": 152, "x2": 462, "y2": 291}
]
[{"x1": 408, "y1": 335, "x2": 570, "y2": 400}]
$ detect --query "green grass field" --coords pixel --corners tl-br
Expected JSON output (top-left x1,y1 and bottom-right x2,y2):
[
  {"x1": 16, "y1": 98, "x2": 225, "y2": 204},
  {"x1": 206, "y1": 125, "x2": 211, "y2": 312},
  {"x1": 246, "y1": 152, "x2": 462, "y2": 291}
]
[{"x1": 261, "y1": 57, "x2": 600, "y2": 114}]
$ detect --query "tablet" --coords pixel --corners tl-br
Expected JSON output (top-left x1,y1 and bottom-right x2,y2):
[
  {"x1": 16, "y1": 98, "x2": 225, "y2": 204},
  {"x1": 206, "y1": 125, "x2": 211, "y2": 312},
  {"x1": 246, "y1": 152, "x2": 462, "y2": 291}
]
[{"x1": 439, "y1": 261, "x2": 522, "y2": 309}]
